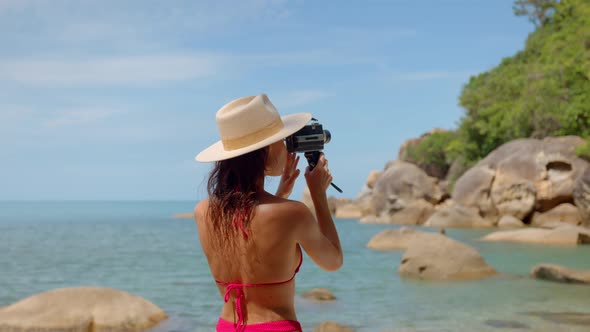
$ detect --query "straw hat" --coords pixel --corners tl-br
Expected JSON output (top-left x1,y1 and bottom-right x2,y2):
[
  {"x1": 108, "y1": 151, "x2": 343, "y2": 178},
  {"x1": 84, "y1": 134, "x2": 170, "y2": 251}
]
[{"x1": 195, "y1": 94, "x2": 311, "y2": 162}]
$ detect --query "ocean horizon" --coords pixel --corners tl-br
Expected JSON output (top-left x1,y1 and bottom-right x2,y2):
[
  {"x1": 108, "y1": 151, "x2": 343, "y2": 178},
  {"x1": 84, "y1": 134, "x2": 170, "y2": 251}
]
[{"x1": 2, "y1": 200, "x2": 590, "y2": 332}]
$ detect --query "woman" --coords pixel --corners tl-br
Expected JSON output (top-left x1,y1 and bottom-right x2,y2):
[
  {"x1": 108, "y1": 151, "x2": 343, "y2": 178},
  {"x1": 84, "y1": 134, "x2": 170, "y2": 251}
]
[{"x1": 194, "y1": 94, "x2": 343, "y2": 332}]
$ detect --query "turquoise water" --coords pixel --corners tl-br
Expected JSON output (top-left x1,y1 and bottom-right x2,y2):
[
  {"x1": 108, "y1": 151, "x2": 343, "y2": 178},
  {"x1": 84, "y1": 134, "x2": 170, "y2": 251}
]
[{"x1": 1, "y1": 201, "x2": 590, "y2": 332}]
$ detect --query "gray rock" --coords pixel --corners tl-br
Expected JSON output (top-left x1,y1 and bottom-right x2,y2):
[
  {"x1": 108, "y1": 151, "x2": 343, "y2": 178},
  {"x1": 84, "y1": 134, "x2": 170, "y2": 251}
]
[
  {"x1": 423, "y1": 204, "x2": 494, "y2": 228},
  {"x1": 497, "y1": 215, "x2": 525, "y2": 228},
  {"x1": 480, "y1": 226, "x2": 590, "y2": 246},
  {"x1": 483, "y1": 319, "x2": 529, "y2": 329},
  {"x1": 388, "y1": 199, "x2": 435, "y2": 225},
  {"x1": 372, "y1": 161, "x2": 445, "y2": 217},
  {"x1": 0, "y1": 287, "x2": 167, "y2": 332},
  {"x1": 574, "y1": 167, "x2": 590, "y2": 226},
  {"x1": 366, "y1": 227, "x2": 440, "y2": 251},
  {"x1": 398, "y1": 232, "x2": 496, "y2": 280},
  {"x1": 531, "y1": 264, "x2": 590, "y2": 284},
  {"x1": 525, "y1": 311, "x2": 590, "y2": 326},
  {"x1": 453, "y1": 136, "x2": 589, "y2": 220},
  {"x1": 531, "y1": 203, "x2": 583, "y2": 227},
  {"x1": 302, "y1": 288, "x2": 336, "y2": 301}
]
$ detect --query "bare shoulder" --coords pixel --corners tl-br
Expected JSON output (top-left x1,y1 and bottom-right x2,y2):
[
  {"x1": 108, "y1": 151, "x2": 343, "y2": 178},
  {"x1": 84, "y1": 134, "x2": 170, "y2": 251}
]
[
  {"x1": 194, "y1": 199, "x2": 209, "y2": 224},
  {"x1": 257, "y1": 197, "x2": 314, "y2": 230}
]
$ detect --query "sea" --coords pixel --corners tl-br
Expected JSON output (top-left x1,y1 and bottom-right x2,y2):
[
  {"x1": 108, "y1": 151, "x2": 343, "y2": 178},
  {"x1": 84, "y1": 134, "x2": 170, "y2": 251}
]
[{"x1": 1, "y1": 201, "x2": 590, "y2": 332}]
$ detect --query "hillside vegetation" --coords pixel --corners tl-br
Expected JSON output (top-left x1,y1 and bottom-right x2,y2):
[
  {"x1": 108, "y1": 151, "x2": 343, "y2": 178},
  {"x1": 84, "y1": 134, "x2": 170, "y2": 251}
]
[{"x1": 407, "y1": 0, "x2": 590, "y2": 175}]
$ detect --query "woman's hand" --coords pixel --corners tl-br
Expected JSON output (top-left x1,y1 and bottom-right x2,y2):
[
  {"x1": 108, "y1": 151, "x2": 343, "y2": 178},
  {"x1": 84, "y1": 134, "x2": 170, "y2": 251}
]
[
  {"x1": 275, "y1": 152, "x2": 301, "y2": 199},
  {"x1": 305, "y1": 153, "x2": 333, "y2": 197}
]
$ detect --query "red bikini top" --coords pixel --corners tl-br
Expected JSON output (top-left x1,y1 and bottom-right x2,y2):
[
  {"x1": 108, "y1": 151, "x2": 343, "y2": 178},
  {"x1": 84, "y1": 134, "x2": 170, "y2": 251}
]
[{"x1": 214, "y1": 249, "x2": 303, "y2": 332}]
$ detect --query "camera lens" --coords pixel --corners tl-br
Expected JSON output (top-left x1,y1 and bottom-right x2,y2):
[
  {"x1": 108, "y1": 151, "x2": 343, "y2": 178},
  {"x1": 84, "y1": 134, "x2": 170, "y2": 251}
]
[{"x1": 323, "y1": 130, "x2": 331, "y2": 144}]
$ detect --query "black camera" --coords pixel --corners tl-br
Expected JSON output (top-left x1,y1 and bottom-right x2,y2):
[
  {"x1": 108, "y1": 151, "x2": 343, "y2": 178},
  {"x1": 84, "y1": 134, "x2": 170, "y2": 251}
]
[
  {"x1": 285, "y1": 118, "x2": 342, "y2": 193},
  {"x1": 285, "y1": 118, "x2": 331, "y2": 155}
]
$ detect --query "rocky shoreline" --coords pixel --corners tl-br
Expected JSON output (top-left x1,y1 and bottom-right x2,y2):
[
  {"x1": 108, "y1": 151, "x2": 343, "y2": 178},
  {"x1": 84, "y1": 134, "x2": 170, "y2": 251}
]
[{"x1": 324, "y1": 135, "x2": 589, "y2": 233}]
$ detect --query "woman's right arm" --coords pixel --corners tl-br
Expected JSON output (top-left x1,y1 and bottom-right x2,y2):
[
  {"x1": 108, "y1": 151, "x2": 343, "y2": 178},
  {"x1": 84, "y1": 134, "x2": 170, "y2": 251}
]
[{"x1": 291, "y1": 154, "x2": 343, "y2": 271}]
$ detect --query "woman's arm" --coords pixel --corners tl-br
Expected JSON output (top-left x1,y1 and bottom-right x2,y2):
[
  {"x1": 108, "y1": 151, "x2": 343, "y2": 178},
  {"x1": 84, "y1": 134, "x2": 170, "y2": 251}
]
[{"x1": 291, "y1": 154, "x2": 343, "y2": 271}]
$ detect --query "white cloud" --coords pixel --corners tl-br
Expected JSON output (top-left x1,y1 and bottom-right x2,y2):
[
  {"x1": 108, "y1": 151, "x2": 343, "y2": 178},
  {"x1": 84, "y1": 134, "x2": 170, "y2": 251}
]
[
  {"x1": 0, "y1": 55, "x2": 224, "y2": 85},
  {"x1": 0, "y1": 50, "x2": 379, "y2": 86}
]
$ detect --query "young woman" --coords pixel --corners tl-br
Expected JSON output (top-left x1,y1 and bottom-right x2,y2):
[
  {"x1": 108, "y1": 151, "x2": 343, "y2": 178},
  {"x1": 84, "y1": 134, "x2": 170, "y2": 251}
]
[{"x1": 194, "y1": 94, "x2": 343, "y2": 332}]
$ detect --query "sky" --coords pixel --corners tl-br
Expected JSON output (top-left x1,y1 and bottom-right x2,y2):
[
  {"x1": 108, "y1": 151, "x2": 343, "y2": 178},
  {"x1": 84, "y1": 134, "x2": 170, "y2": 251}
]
[{"x1": 0, "y1": 0, "x2": 535, "y2": 201}]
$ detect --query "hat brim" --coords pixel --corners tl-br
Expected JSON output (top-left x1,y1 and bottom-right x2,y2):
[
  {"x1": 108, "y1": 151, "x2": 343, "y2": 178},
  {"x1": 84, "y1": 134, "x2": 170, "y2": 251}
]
[{"x1": 195, "y1": 112, "x2": 312, "y2": 162}]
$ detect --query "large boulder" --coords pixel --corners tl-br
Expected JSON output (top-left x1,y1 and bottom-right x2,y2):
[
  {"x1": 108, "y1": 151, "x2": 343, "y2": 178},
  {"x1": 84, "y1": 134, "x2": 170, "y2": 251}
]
[
  {"x1": 365, "y1": 170, "x2": 382, "y2": 189},
  {"x1": 398, "y1": 233, "x2": 496, "y2": 280},
  {"x1": 574, "y1": 166, "x2": 590, "y2": 226},
  {"x1": 371, "y1": 161, "x2": 446, "y2": 218},
  {"x1": 531, "y1": 264, "x2": 590, "y2": 284},
  {"x1": 334, "y1": 203, "x2": 363, "y2": 219},
  {"x1": 366, "y1": 227, "x2": 439, "y2": 251},
  {"x1": 480, "y1": 226, "x2": 590, "y2": 246},
  {"x1": 423, "y1": 205, "x2": 494, "y2": 228},
  {"x1": 0, "y1": 287, "x2": 167, "y2": 332},
  {"x1": 453, "y1": 136, "x2": 589, "y2": 220},
  {"x1": 497, "y1": 215, "x2": 526, "y2": 228},
  {"x1": 530, "y1": 203, "x2": 583, "y2": 228}
]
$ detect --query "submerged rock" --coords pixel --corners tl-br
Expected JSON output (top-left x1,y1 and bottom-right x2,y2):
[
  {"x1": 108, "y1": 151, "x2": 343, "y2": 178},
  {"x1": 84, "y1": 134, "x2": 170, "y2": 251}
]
[
  {"x1": 0, "y1": 287, "x2": 167, "y2": 332},
  {"x1": 525, "y1": 311, "x2": 590, "y2": 326},
  {"x1": 313, "y1": 321, "x2": 355, "y2": 332},
  {"x1": 303, "y1": 288, "x2": 336, "y2": 301},
  {"x1": 366, "y1": 227, "x2": 440, "y2": 251},
  {"x1": 531, "y1": 264, "x2": 590, "y2": 284},
  {"x1": 480, "y1": 226, "x2": 590, "y2": 246},
  {"x1": 398, "y1": 233, "x2": 496, "y2": 280},
  {"x1": 483, "y1": 319, "x2": 530, "y2": 329}
]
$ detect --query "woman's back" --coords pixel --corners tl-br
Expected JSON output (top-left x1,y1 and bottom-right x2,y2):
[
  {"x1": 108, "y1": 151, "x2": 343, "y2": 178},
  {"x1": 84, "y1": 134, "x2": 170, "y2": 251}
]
[{"x1": 195, "y1": 192, "x2": 306, "y2": 324}]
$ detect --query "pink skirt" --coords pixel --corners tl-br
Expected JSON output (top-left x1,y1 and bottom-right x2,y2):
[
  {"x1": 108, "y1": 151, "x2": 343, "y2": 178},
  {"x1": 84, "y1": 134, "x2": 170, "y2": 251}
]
[{"x1": 216, "y1": 317, "x2": 302, "y2": 332}]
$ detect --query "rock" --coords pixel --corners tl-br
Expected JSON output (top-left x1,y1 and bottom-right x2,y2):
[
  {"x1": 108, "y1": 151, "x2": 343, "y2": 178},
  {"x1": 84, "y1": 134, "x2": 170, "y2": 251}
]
[
  {"x1": 371, "y1": 161, "x2": 446, "y2": 217},
  {"x1": 398, "y1": 233, "x2": 496, "y2": 280},
  {"x1": 452, "y1": 165, "x2": 498, "y2": 220},
  {"x1": 388, "y1": 199, "x2": 435, "y2": 225},
  {"x1": 453, "y1": 136, "x2": 589, "y2": 219},
  {"x1": 302, "y1": 188, "x2": 346, "y2": 216},
  {"x1": 366, "y1": 227, "x2": 439, "y2": 251},
  {"x1": 531, "y1": 203, "x2": 583, "y2": 227},
  {"x1": 172, "y1": 212, "x2": 194, "y2": 218},
  {"x1": 480, "y1": 227, "x2": 590, "y2": 246},
  {"x1": 365, "y1": 170, "x2": 382, "y2": 189},
  {"x1": 490, "y1": 175, "x2": 536, "y2": 220},
  {"x1": 423, "y1": 205, "x2": 494, "y2": 228},
  {"x1": 531, "y1": 264, "x2": 590, "y2": 284},
  {"x1": 574, "y1": 167, "x2": 590, "y2": 226},
  {"x1": 497, "y1": 215, "x2": 525, "y2": 228},
  {"x1": 334, "y1": 203, "x2": 363, "y2": 219},
  {"x1": 0, "y1": 287, "x2": 167, "y2": 332},
  {"x1": 483, "y1": 319, "x2": 530, "y2": 329},
  {"x1": 302, "y1": 288, "x2": 336, "y2": 301},
  {"x1": 313, "y1": 321, "x2": 355, "y2": 332},
  {"x1": 525, "y1": 311, "x2": 590, "y2": 326}
]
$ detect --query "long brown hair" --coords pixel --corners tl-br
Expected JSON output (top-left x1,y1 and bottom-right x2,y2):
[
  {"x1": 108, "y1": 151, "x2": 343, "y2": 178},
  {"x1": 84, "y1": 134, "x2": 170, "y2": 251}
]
[{"x1": 207, "y1": 147, "x2": 268, "y2": 245}]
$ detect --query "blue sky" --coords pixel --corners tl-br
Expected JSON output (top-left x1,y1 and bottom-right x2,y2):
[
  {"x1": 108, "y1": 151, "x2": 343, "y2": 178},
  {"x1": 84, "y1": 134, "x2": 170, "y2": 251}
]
[{"x1": 0, "y1": 0, "x2": 534, "y2": 201}]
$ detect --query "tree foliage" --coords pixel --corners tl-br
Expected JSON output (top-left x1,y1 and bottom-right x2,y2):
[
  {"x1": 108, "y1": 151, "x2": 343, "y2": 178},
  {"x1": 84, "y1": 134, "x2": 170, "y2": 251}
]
[
  {"x1": 409, "y1": 0, "x2": 590, "y2": 173},
  {"x1": 457, "y1": 0, "x2": 590, "y2": 163}
]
